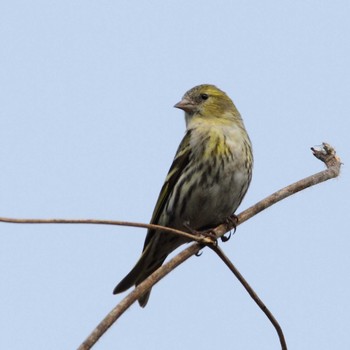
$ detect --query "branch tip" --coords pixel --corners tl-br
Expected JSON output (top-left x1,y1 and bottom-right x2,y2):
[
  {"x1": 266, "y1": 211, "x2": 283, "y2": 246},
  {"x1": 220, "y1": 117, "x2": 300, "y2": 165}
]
[{"x1": 311, "y1": 142, "x2": 342, "y2": 169}]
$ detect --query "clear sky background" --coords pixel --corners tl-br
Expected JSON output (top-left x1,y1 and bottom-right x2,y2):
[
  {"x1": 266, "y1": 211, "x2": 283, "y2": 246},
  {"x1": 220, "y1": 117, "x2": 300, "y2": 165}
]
[{"x1": 0, "y1": 1, "x2": 349, "y2": 349}]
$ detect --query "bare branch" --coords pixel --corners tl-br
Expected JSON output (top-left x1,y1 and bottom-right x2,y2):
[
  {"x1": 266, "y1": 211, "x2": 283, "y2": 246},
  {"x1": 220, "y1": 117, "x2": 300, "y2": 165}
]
[
  {"x1": 78, "y1": 143, "x2": 342, "y2": 349},
  {"x1": 0, "y1": 143, "x2": 341, "y2": 349}
]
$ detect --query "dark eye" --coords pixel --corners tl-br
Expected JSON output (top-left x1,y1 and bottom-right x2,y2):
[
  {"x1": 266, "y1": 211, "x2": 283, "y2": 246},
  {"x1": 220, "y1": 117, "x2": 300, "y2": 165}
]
[{"x1": 200, "y1": 93, "x2": 209, "y2": 100}]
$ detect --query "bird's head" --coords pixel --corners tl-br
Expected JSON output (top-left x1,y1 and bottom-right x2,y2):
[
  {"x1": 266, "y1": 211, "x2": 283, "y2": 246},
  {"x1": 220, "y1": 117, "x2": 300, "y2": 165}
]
[{"x1": 174, "y1": 84, "x2": 241, "y2": 126}]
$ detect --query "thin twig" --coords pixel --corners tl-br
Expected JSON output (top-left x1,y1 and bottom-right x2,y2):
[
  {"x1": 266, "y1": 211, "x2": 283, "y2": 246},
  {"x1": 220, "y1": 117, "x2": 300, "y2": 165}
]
[
  {"x1": 0, "y1": 218, "x2": 212, "y2": 245},
  {"x1": 208, "y1": 244, "x2": 287, "y2": 350}
]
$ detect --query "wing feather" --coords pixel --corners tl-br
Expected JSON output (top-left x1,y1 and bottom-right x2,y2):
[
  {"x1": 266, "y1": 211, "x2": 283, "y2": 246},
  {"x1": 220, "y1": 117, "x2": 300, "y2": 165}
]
[{"x1": 142, "y1": 130, "x2": 192, "y2": 249}]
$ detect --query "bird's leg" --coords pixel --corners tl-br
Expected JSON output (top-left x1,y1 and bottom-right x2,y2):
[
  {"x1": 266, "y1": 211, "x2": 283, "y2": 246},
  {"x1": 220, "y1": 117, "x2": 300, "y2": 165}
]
[{"x1": 221, "y1": 214, "x2": 238, "y2": 242}]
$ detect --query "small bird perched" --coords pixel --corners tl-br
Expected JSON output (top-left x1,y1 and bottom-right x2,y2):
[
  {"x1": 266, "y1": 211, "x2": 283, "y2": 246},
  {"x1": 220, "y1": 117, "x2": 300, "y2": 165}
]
[{"x1": 113, "y1": 84, "x2": 253, "y2": 307}]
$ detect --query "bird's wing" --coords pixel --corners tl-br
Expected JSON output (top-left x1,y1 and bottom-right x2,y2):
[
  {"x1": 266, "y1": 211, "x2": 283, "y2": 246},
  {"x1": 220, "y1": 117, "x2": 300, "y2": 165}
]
[{"x1": 142, "y1": 130, "x2": 192, "y2": 250}]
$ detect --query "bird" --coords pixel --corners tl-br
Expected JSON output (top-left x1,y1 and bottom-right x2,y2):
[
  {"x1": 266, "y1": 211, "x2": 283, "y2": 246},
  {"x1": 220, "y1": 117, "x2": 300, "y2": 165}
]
[{"x1": 113, "y1": 84, "x2": 253, "y2": 307}]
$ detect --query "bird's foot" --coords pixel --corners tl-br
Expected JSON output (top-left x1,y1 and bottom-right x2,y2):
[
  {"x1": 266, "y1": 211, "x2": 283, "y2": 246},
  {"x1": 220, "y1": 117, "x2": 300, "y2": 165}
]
[
  {"x1": 221, "y1": 215, "x2": 238, "y2": 242},
  {"x1": 221, "y1": 231, "x2": 231, "y2": 242}
]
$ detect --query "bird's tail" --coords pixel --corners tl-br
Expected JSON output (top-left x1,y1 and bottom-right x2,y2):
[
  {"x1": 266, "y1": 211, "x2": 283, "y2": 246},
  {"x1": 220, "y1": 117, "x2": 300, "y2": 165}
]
[{"x1": 113, "y1": 242, "x2": 168, "y2": 307}]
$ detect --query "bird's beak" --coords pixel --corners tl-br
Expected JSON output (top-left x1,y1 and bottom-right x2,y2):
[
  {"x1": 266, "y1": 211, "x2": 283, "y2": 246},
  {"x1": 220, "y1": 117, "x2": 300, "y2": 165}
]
[{"x1": 174, "y1": 97, "x2": 195, "y2": 113}]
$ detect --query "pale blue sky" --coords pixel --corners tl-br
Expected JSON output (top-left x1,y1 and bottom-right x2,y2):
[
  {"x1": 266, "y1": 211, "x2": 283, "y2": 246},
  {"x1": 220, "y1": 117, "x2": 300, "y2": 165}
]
[{"x1": 0, "y1": 1, "x2": 349, "y2": 349}]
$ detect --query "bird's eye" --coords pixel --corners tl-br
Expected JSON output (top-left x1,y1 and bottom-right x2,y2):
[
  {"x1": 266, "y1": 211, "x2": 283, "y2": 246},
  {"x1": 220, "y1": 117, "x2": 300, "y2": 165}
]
[{"x1": 200, "y1": 93, "x2": 209, "y2": 100}]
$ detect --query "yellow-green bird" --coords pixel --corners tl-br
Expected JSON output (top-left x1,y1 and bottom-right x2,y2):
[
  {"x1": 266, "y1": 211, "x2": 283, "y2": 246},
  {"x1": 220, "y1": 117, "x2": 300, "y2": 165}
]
[{"x1": 113, "y1": 84, "x2": 253, "y2": 307}]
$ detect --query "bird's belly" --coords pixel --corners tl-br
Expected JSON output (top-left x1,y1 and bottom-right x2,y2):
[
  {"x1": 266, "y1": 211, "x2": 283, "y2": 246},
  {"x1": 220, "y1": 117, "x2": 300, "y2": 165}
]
[
  {"x1": 183, "y1": 182, "x2": 234, "y2": 229},
  {"x1": 169, "y1": 167, "x2": 247, "y2": 231}
]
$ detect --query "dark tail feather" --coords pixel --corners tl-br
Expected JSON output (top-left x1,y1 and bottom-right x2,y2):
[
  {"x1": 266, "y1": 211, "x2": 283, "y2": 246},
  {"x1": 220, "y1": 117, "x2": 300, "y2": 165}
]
[
  {"x1": 137, "y1": 290, "x2": 151, "y2": 308},
  {"x1": 113, "y1": 244, "x2": 152, "y2": 294},
  {"x1": 113, "y1": 244, "x2": 167, "y2": 307},
  {"x1": 135, "y1": 256, "x2": 167, "y2": 307},
  {"x1": 113, "y1": 261, "x2": 143, "y2": 294}
]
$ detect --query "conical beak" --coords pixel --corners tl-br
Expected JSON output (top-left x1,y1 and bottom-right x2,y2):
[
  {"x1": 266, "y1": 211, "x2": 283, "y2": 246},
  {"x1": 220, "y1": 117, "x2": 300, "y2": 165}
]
[{"x1": 174, "y1": 97, "x2": 195, "y2": 113}]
